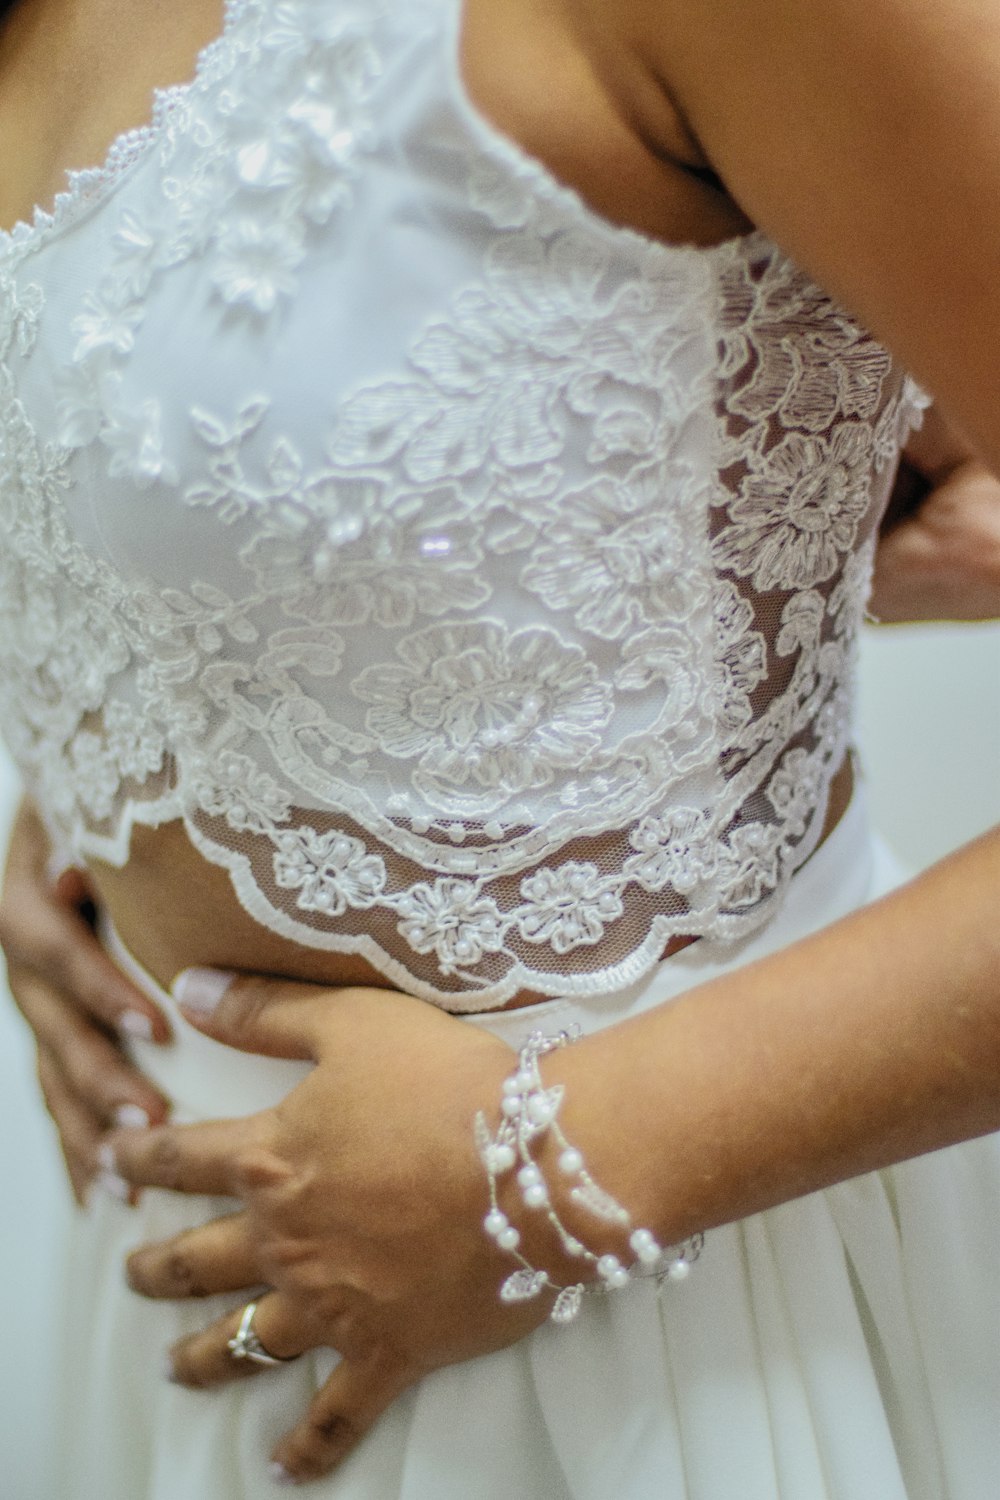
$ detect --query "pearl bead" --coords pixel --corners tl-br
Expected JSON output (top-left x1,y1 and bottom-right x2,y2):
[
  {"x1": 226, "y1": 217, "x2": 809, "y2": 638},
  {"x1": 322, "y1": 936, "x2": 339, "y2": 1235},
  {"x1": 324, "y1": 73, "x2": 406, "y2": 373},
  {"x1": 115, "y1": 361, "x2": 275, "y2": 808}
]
[
  {"x1": 501, "y1": 1096, "x2": 521, "y2": 1117},
  {"x1": 484, "y1": 1210, "x2": 508, "y2": 1237},
  {"x1": 502, "y1": 1076, "x2": 522, "y2": 1097},
  {"x1": 523, "y1": 1184, "x2": 548, "y2": 1208},
  {"x1": 607, "y1": 1267, "x2": 630, "y2": 1290},
  {"x1": 517, "y1": 1164, "x2": 542, "y2": 1189},
  {"x1": 635, "y1": 1239, "x2": 665, "y2": 1267},
  {"x1": 564, "y1": 1237, "x2": 585, "y2": 1257},
  {"x1": 515, "y1": 1070, "x2": 533, "y2": 1092},
  {"x1": 558, "y1": 1148, "x2": 584, "y2": 1175},
  {"x1": 527, "y1": 1096, "x2": 555, "y2": 1127},
  {"x1": 491, "y1": 1144, "x2": 516, "y2": 1173},
  {"x1": 597, "y1": 1254, "x2": 621, "y2": 1279},
  {"x1": 497, "y1": 1226, "x2": 521, "y2": 1251},
  {"x1": 668, "y1": 1259, "x2": 691, "y2": 1281}
]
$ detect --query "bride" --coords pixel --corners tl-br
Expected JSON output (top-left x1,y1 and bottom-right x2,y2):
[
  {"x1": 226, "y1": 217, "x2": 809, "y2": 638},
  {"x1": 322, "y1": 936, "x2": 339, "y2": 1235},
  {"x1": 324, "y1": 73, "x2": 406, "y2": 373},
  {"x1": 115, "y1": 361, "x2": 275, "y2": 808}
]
[{"x1": 2, "y1": 0, "x2": 1000, "y2": 1494}]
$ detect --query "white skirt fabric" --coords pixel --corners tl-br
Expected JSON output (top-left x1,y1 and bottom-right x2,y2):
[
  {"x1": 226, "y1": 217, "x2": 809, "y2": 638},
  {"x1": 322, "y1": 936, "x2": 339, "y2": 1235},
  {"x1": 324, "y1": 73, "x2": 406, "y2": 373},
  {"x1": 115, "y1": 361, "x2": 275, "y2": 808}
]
[{"x1": 50, "y1": 793, "x2": 1000, "y2": 1500}]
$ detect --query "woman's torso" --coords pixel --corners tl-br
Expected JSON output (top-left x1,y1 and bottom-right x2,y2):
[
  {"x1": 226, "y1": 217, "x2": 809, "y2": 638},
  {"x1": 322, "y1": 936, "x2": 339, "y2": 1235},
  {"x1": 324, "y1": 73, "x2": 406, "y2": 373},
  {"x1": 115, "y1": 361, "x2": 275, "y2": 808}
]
[{"x1": 0, "y1": 0, "x2": 921, "y2": 1007}]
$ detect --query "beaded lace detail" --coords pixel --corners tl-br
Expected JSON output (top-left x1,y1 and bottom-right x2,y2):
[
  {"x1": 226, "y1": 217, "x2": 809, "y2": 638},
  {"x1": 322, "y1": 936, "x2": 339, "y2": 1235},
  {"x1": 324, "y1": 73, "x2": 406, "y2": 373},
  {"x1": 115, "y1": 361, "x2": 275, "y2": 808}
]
[{"x1": 0, "y1": 0, "x2": 929, "y2": 1007}]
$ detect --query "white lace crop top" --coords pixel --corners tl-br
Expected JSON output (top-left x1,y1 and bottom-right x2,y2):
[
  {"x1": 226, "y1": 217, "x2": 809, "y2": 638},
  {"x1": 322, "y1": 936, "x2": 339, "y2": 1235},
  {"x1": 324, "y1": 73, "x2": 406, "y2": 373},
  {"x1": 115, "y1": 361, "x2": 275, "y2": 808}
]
[{"x1": 0, "y1": 0, "x2": 929, "y2": 1008}]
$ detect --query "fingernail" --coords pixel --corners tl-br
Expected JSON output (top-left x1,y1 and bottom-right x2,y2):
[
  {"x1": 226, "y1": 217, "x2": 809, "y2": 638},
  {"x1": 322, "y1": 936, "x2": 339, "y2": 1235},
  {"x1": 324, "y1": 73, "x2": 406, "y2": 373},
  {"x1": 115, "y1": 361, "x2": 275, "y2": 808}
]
[
  {"x1": 269, "y1": 1463, "x2": 298, "y2": 1487},
  {"x1": 114, "y1": 1103, "x2": 151, "y2": 1130},
  {"x1": 172, "y1": 967, "x2": 235, "y2": 1018},
  {"x1": 120, "y1": 1010, "x2": 154, "y2": 1041},
  {"x1": 95, "y1": 1169, "x2": 131, "y2": 1203}
]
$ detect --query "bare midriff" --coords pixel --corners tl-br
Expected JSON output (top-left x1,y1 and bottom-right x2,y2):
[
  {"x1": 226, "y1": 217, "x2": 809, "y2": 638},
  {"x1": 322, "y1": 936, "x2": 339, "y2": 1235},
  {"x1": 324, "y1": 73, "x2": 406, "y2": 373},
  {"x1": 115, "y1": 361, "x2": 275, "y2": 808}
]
[{"x1": 84, "y1": 759, "x2": 855, "y2": 1010}]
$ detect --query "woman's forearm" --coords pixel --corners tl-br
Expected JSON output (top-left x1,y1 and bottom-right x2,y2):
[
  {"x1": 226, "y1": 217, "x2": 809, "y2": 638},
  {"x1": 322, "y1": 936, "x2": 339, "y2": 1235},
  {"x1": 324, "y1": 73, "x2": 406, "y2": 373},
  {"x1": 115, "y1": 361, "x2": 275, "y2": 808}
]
[{"x1": 547, "y1": 824, "x2": 1000, "y2": 1247}]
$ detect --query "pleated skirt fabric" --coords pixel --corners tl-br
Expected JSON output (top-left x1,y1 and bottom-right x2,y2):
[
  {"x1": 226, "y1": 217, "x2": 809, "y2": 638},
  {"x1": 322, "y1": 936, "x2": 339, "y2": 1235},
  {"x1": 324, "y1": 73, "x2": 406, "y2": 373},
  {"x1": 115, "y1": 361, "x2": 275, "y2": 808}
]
[{"x1": 48, "y1": 793, "x2": 1000, "y2": 1499}]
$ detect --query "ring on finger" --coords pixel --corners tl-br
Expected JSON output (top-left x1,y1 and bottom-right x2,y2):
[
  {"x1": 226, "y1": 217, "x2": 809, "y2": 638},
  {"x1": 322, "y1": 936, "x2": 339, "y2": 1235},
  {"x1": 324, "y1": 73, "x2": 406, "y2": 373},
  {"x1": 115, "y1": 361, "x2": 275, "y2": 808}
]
[{"x1": 227, "y1": 1301, "x2": 299, "y2": 1367}]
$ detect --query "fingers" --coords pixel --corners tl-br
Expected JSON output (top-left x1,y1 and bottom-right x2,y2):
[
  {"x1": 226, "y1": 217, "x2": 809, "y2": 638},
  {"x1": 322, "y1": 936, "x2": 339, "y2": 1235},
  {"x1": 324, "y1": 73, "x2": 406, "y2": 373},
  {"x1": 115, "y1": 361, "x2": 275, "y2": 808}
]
[
  {"x1": 107, "y1": 1114, "x2": 278, "y2": 1198},
  {"x1": 15, "y1": 970, "x2": 169, "y2": 1129},
  {"x1": 36, "y1": 1046, "x2": 104, "y2": 1207},
  {"x1": 171, "y1": 968, "x2": 335, "y2": 1061},
  {"x1": 8, "y1": 893, "x2": 170, "y2": 1045},
  {"x1": 0, "y1": 803, "x2": 169, "y2": 1044},
  {"x1": 270, "y1": 1349, "x2": 415, "y2": 1486},
  {"x1": 126, "y1": 1213, "x2": 259, "y2": 1300},
  {"x1": 167, "y1": 1291, "x2": 315, "y2": 1389}
]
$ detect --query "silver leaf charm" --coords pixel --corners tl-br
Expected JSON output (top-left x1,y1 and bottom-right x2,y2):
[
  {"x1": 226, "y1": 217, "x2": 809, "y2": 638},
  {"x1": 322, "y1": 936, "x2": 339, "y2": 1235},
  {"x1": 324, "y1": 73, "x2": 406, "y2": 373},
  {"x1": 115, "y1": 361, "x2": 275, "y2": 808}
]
[
  {"x1": 473, "y1": 1111, "x2": 492, "y2": 1161},
  {"x1": 500, "y1": 1270, "x2": 547, "y2": 1303},
  {"x1": 570, "y1": 1179, "x2": 629, "y2": 1224},
  {"x1": 550, "y1": 1284, "x2": 584, "y2": 1324}
]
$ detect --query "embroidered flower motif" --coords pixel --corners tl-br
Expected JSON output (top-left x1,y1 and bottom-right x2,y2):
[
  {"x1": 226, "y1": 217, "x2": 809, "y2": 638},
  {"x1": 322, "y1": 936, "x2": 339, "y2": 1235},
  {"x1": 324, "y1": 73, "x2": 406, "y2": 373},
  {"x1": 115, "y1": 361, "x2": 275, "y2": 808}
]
[
  {"x1": 775, "y1": 590, "x2": 826, "y2": 656},
  {"x1": 53, "y1": 362, "x2": 123, "y2": 450},
  {"x1": 327, "y1": 228, "x2": 694, "y2": 492},
  {"x1": 396, "y1": 878, "x2": 504, "y2": 972},
  {"x1": 103, "y1": 397, "x2": 178, "y2": 488},
  {"x1": 192, "y1": 750, "x2": 291, "y2": 832},
  {"x1": 515, "y1": 862, "x2": 623, "y2": 953},
  {"x1": 521, "y1": 473, "x2": 709, "y2": 639},
  {"x1": 352, "y1": 623, "x2": 611, "y2": 811},
  {"x1": 829, "y1": 538, "x2": 877, "y2": 635},
  {"x1": 0, "y1": 277, "x2": 43, "y2": 361},
  {"x1": 715, "y1": 821, "x2": 784, "y2": 909},
  {"x1": 243, "y1": 480, "x2": 490, "y2": 627},
  {"x1": 712, "y1": 582, "x2": 767, "y2": 737},
  {"x1": 720, "y1": 257, "x2": 892, "y2": 433},
  {"x1": 103, "y1": 700, "x2": 165, "y2": 783},
  {"x1": 626, "y1": 807, "x2": 718, "y2": 896},
  {"x1": 69, "y1": 731, "x2": 120, "y2": 820},
  {"x1": 273, "y1": 825, "x2": 386, "y2": 914},
  {"x1": 713, "y1": 422, "x2": 873, "y2": 591},
  {"x1": 212, "y1": 219, "x2": 307, "y2": 315},
  {"x1": 767, "y1": 747, "x2": 825, "y2": 839},
  {"x1": 71, "y1": 291, "x2": 145, "y2": 362}
]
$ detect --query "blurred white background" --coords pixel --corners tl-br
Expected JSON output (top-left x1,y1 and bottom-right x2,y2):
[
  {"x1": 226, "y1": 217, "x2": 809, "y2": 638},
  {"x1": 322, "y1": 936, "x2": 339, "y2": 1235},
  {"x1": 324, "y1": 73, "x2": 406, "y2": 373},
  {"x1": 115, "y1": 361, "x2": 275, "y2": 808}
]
[{"x1": 1, "y1": 620, "x2": 998, "y2": 1496}]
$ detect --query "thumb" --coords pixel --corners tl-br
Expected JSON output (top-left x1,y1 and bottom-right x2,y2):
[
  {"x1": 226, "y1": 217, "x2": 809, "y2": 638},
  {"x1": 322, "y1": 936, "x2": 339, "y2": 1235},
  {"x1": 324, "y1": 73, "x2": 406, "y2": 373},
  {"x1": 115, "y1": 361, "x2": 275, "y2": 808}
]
[{"x1": 171, "y1": 967, "x2": 333, "y2": 1061}]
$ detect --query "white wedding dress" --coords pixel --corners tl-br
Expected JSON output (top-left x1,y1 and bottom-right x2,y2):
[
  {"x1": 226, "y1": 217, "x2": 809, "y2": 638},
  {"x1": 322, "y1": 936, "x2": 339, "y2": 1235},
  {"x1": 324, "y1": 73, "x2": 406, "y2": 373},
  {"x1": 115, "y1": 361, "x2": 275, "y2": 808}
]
[{"x1": 1, "y1": 0, "x2": 998, "y2": 1495}]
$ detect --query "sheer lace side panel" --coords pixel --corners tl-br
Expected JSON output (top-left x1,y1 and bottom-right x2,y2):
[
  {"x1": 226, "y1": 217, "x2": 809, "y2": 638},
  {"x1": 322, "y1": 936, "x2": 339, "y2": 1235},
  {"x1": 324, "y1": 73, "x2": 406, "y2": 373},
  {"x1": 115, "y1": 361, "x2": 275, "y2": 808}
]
[
  {"x1": 701, "y1": 243, "x2": 922, "y2": 907},
  {"x1": 0, "y1": 0, "x2": 930, "y2": 1009}
]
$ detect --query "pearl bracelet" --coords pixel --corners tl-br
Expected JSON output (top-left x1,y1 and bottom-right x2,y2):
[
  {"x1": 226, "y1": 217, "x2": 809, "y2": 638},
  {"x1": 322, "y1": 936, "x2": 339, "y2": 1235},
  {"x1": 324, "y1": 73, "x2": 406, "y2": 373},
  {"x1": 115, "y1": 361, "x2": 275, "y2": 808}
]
[{"x1": 475, "y1": 1028, "x2": 703, "y2": 1324}]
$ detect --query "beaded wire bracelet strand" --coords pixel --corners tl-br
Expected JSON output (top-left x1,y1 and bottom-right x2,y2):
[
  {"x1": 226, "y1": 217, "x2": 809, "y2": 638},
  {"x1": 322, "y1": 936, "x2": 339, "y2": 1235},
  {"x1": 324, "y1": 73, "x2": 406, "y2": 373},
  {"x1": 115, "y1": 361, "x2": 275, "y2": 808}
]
[{"x1": 475, "y1": 1028, "x2": 703, "y2": 1324}]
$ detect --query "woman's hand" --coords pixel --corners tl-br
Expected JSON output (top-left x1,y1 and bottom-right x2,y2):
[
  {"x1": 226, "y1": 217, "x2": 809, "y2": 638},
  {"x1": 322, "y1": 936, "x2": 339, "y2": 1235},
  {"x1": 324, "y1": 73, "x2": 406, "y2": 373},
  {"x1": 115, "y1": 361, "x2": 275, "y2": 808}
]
[
  {"x1": 871, "y1": 406, "x2": 1000, "y2": 623},
  {"x1": 0, "y1": 797, "x2": 171, "y2": 1204},
  {"x1": 104, "y1": 973, "x2": 559, "y2": 1486}
]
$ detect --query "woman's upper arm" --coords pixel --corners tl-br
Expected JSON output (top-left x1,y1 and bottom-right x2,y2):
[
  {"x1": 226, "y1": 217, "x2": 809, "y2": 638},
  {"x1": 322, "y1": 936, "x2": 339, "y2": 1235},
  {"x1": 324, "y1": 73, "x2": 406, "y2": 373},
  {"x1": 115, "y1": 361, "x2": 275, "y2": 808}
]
[{"x1": 641, "y1": 0, "x2": 1000, "y2": 466}]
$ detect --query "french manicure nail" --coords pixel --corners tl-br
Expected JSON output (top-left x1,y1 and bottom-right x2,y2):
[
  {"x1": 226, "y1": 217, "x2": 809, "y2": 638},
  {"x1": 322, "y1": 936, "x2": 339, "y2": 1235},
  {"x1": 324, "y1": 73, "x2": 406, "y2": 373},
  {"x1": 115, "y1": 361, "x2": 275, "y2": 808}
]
[
  {"x1": 171, "y1": 967, "x2": 235, "y2": 1018},
  {"x1": 269, "y1": 1463, "x2": 297, "y2": 1487},
  {"x1": 97, "y1": 1140, "x2": 117, "y2": 1173},
  {"x1": 114, "y1": 1103, "x2": 151, "y2": 1130},
  {"x1": 119, "y1": 1010, "x2": 154, "y2": 1041},
  {"x1": 95, "y1": 1169, "x2": 131, "y2": 1203}
]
